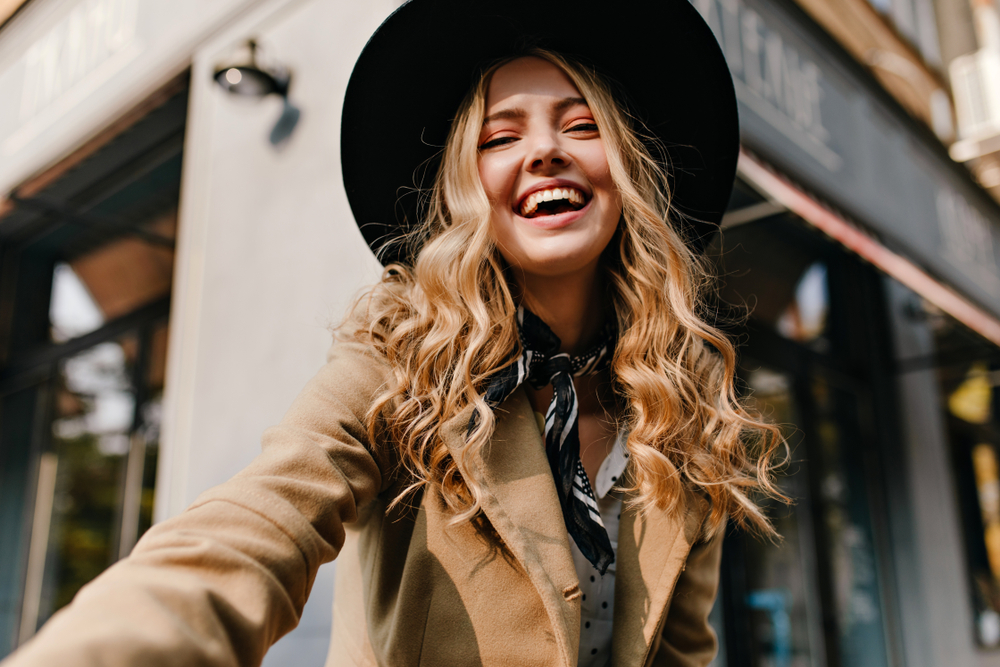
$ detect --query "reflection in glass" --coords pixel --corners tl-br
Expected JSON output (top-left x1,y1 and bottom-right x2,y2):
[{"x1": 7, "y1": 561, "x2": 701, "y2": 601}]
[
  {"x1": 972, "y1": 441, "x2": 1000, "y2": 646},
  {"x1": 713, "y1": 219, "x2": 830, "y2": 350},
  {"x1": 776, "y1": 263, "x2": 829, "y2": 345},
  {"x1": 39, "y1": 339, "x2": 135, "y2": 624},
  {"x1": 728, "y1": 367, "x2": 890, "y2": 667},
  {"x1": 740, "y1": 367, "x2": 827, "y2": 667},
  {"x1": 712, "y1": 207, "x2": 890, "y2": 665},
  {"x1": 48, "y1": 209, "x2": 176, "y2": 342},
  {"x1": 809, "y1": 377, "x2": 888, "y2": 667},
  {"x1": 30, "y1": 320, "x2": 167, "y2": 632},
  {"x1": 972, "y1": 445, "x2": 1000, "y2": 585},
  {"x1": 949, "y1": 364, "x2": 993, "y2": 425},
  {"x1": 926, "y1": 300, "x2": 1000, "y2": 647},
  {"x1": 49, "y1": 263, "x2": 105, "y2": 342}
]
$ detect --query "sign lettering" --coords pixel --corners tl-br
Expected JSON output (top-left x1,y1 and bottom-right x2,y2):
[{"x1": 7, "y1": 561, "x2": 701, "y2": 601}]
[
  {"x1": 937, "y1": 186, "x2": 1000, "y2": 292},
  {"x1": 694, "y1": 0, "x2": 841, "y2": 171},
  {"x1": 20, "y1": 0, "x2": 139, "y2": 122}
]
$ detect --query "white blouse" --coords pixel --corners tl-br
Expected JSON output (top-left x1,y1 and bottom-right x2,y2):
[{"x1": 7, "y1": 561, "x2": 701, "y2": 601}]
[{"x1": 570, "y1": 432, "x2": 629, "y2": 667}]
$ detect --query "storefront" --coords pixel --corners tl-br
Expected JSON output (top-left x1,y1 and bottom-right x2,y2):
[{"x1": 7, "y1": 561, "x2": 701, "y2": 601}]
[
  {"x1": 2, "y1": 0, "x2": 1000, "y2": 665},
  {"x1": 695, "y1": 0, "x2": 1000, "y2": 665}
]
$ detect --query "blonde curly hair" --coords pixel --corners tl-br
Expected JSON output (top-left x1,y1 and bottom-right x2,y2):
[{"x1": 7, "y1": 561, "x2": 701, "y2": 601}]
[{"x1": 343, "y1": 48, "x2": 786, "y2": 537}]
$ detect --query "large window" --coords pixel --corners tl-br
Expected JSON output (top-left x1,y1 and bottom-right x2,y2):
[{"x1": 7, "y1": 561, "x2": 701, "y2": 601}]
[
  {"x1": 0, "y1": 80, "x2": 186, "y2": 655},
  {"x1": 925, "y1": 302, "x2": 1000, "y2": 647},
  {"x1": 707, "y1": 183, "x2": 899, "y2": 667}
]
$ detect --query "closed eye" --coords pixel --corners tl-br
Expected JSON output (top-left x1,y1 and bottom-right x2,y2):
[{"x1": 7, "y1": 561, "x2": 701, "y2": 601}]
[
  {"x1": 479, "y1": 136, "x2": 519, "y2": 150},
  {"x1": 566, "y1": 122, "x2": 599, "y2": 134}
]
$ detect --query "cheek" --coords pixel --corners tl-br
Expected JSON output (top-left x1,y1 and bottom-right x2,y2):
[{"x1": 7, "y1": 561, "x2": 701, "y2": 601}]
[
  {"x1": 478, "y1": 155, "x2": 519, "y2": 205},
  {"x1": 582, "y1": 145, "x2": 614, "y2": 188},
  {"x1": 585, "y1": 150, "x2": 620, "y2": 221},
  {"x1": 477, "y1": 161, "x2": 515, "y2": 250}
]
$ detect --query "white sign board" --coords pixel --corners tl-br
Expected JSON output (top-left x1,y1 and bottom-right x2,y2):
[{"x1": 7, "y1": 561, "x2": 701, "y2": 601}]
[{"x1": 0, "y1": 0, "x2": 259, "y2": 195}]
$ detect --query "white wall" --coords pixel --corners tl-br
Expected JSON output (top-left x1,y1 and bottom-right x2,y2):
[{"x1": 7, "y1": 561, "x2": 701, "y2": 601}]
[{"x1": 159, "y1": 0, "x2": 392, "y2": 662}]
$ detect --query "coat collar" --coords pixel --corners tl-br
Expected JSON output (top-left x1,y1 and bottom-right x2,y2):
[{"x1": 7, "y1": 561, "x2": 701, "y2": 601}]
[
  {"x1": 441, "y1": 388, "x2": 710, "y2": 667},
  {"x1": 612, "y1": 485, "x2": 710, "y2": 666},
  {"x1": 441, "y1": 388, "x2": 580, "y2": 666}
]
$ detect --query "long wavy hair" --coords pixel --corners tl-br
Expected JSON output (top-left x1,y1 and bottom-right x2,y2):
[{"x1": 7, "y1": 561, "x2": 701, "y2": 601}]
[{"x1": 343, "y1": 48, "x2": 786, "y2": 537}]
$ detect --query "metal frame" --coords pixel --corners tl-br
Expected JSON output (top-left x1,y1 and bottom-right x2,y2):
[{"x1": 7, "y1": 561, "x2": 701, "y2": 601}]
[{"x1": 0, "y1": 296, "x2": 170, "y2": 397}]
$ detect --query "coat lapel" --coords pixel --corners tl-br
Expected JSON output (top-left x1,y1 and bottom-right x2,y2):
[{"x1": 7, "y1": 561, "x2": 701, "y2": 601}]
[
  {"x1": 441, "y1": 388, "x2": 580, "y2": 667},
  {"x1": 612, "y1": 488, "x2": 710, "y2": 667}
]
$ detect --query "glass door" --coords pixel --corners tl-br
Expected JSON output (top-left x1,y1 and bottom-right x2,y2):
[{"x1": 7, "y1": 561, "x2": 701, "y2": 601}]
[{"x1": 708, "y1": 199, "x2": 897, "y2": 667}]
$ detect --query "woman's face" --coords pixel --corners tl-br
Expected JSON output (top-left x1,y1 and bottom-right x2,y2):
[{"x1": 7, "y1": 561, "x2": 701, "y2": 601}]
[{"x1": 478, "y1": 57, "x2": 622, "y2": 282}]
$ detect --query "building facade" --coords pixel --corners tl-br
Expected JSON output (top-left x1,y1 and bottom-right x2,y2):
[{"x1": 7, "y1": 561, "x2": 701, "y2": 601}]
[{"x1": 0, "y1": 0, "x2": 999, "y2": 665}]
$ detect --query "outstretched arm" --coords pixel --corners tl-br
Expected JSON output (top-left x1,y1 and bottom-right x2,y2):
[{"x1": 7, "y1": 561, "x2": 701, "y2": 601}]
[{"x1": 3, "y1": 340, "x2": 390, "y2": 667}]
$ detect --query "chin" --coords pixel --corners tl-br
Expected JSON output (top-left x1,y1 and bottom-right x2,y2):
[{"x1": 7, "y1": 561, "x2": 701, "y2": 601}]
[
  {"x1": 508, "y1": 252, "x2": 603, "y2": 279},
  {"x1": 493, "y1": 220, "x2": 617, "y2": 279}
]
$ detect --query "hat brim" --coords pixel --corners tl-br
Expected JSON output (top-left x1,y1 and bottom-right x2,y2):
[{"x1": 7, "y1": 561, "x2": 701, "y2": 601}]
[{"x1": 341, "y1": 0, "x2": 739, "y2": 265}]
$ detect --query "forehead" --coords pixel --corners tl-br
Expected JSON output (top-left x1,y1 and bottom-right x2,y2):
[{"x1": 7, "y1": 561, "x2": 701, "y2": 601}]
[{"x1": 485, "y1": 57, "x2": 583, "y2": 110}]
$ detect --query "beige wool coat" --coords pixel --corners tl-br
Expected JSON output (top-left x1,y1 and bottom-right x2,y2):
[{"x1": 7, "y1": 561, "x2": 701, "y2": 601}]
[{"x1": 3, "y1": 339, "x2": 724, "y2": 667}]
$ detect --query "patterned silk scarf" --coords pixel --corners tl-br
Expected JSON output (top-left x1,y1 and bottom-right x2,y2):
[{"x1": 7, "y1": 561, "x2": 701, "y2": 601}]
[{"x1": 471, "y1": 306, "x2": 617, "y2": 574}]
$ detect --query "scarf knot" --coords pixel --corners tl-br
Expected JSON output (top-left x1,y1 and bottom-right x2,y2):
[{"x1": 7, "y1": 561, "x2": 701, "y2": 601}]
[
  {"x1": 470, "y1": 306, "x2": 617, "y2": 574},
  {"x1": 530, "y1": 355, "x2": 574, "y2": 386}
]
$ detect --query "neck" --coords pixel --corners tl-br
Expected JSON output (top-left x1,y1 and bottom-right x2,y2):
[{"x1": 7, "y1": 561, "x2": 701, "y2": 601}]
[{"x1": 515, "y1": 264, "x2": 608, "y2": 355}]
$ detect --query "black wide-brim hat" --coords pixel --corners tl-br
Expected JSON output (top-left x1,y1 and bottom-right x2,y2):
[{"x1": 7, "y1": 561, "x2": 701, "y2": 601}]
[{"x1": 341, "y1": 0, "x2": 739, "y2": 265}]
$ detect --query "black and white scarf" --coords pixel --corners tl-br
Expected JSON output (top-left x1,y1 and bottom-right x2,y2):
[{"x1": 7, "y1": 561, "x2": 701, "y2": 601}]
[{"x1": 469, "y1": 306, "x2": 616, "y2": 574}]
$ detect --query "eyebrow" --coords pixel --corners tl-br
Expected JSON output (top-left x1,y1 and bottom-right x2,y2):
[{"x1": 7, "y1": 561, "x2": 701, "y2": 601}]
[
  {"x1": 553, "y1": 96, "x2": 589, "y2": 115},
  {"x1": 482, "y1": 96, "x2": 590, "y2": 125}
]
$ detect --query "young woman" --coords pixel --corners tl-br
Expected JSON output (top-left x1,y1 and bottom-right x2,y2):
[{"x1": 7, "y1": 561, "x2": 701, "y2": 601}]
[{"x1": 3, "y1": 1, "x2": 783, "y2": 666}]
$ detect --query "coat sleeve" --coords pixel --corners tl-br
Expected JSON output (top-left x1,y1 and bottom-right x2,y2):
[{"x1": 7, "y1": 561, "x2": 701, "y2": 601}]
[
  {"x1": 2, "y1": 340, "x2": 392, "y2": 667},
  {"x1": 650, "y1": 525, "x2": 725, "y2": 667}
]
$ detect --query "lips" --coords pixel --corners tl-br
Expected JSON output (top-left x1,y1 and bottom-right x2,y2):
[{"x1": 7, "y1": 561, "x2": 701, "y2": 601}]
[{"x1": 516, "y1": 183, "x2": 590, "y2": 218}]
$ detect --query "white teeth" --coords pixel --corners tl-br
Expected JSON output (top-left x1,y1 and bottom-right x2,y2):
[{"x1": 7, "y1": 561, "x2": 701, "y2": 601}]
[{"x1": 519, "y1": 187, "x2": 586, "y2": 216}]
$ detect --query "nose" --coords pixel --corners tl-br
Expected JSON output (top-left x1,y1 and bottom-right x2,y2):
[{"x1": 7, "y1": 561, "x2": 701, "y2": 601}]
[{"x1": 526, "y1": 133, "x2": 571, "y2": 173}]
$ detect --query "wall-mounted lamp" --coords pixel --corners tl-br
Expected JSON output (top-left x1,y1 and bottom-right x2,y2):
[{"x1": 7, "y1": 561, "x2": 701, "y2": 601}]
[{"x1": 214, "y1": 40, "x2": 301, "y2": 146}]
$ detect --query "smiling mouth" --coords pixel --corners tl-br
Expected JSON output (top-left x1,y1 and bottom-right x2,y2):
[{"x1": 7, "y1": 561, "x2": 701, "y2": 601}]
[{"x1": 518, "y1": 187, "x2": 588, "y2": 218}]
